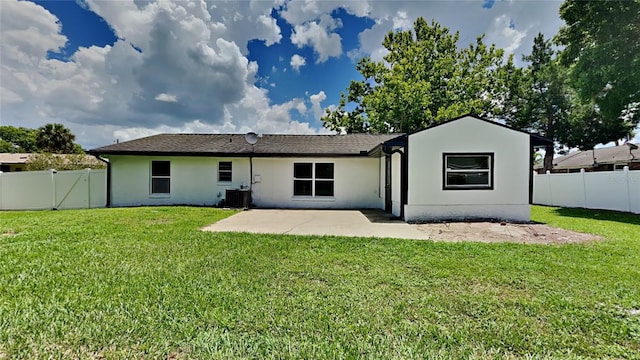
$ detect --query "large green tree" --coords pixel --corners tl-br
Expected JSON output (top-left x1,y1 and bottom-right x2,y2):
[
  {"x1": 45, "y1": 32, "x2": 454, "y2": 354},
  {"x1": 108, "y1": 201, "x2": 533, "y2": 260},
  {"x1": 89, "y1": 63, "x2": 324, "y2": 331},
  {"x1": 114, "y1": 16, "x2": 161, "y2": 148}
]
[
  {"x1": 36, "y1": 123, "x2": 83, "y2": 154},
  {"x1": 555, "y1": 0, "x2": 640, "y2": 143},
  {"x1": 501, "y1": 33, "x2": 571, "y2": 172},
  {"x1": 0, "y1": 126, "x2": 38, "y2": 153},
  {"x1": 556, "y1": 101, "x2": 614, "y2": 151},
  {"x1": 322, "y1": 18, "x2": 508, "y2": 133}
]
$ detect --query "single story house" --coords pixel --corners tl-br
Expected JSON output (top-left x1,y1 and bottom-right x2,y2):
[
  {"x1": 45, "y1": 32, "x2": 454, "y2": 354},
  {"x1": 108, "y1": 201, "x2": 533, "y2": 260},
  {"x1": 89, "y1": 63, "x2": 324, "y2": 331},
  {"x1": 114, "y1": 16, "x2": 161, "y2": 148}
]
[
  {"x1": 534, "y1": 143, "x2": 640, "y2": 173},
  {"x1": 88, "y1": 115, "x2": 551, "y2": 222},
  {"x1": 0, "y1": 153, "x2": 30, "y2": 172}
]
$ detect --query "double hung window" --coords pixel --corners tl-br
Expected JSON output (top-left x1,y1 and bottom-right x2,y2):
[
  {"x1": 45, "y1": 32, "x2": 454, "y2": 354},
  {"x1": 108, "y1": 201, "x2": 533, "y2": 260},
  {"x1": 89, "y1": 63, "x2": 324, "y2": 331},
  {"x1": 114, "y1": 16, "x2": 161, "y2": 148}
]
[{"x1": 151, "y1": 161, "x2": 171, "y2": 194}]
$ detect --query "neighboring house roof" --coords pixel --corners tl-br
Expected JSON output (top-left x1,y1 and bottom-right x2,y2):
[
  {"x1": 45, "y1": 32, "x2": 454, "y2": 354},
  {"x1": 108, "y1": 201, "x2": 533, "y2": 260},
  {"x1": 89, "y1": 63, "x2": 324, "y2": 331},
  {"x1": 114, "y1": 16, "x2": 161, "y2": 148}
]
[
  {"x1": 0, "y1": 153, "x2": 31, "y2": 165},
  {"x1": 88, "y1": 133, "x2": 403, "y2": 157},
  {"x1": 0, "y1": 153, "x2": 102, "y2": 166},
  {"x1": 539, "y1": 143, "x2": 640, "y2": 170}
]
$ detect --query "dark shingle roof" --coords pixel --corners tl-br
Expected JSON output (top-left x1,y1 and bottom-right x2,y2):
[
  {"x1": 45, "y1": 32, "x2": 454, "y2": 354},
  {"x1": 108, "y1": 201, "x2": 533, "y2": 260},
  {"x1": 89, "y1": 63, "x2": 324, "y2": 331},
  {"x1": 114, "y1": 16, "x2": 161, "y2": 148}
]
[
  {"x1": 551, "y1": 144, "x2": 640, "y2": 169},
  {"x1": 534, "y1": 143, "x2": 640, "y2": 170},
  {"x1": 88, "y1": 133, "x2": 402, "y2": 157}
]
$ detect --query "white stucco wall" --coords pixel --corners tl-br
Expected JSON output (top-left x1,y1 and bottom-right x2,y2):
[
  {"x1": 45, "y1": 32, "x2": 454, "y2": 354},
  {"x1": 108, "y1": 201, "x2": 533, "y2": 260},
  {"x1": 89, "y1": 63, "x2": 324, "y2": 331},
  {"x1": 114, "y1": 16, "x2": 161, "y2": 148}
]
[
  {"x1": 108, "y1": 155, "x2": 249, "y2": 207},
  {"x1": 108, "y1": 155, "x2": 383, "y2": 209},
  {"x1": 251, "y1": 157, "x2": 383, "y2": 209},
  {"x1": 405, "y1": 116, "x2": 531, "y2": 222},
  {"x1": 391, "y1": 152, "x2": 402, "y2": 217}
]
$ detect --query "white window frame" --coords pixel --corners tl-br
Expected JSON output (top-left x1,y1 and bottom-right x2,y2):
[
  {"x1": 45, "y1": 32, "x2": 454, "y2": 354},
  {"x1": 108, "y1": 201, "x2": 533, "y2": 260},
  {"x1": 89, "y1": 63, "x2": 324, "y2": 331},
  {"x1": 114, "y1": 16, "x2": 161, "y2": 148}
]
[
  {"x1": 150, "y1": 160, "x2": 171, "y2": 195},
  {"x1": 218, "y1": 161, "x2": 232, "y2": 182},
  {"x1": 443, "y1": 153, "x2": 493, "y2": 190},
  {"x1": 293, "y1": 162, "x2": 334, "y2": 197}
]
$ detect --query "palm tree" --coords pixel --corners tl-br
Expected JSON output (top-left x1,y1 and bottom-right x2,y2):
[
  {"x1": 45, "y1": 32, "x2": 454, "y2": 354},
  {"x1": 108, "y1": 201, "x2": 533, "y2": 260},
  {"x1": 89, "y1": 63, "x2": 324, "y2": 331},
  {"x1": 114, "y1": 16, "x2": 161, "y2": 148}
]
[{"x1": 36, "y1": 123, "x2": 78, "y2": 153}]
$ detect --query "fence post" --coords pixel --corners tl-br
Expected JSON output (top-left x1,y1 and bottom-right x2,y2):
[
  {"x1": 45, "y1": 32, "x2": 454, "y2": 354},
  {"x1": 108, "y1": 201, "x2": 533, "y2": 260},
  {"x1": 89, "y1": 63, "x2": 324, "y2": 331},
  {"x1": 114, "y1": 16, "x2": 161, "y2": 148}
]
[
  {"x1": 87, "y1": 168, "x2": 91, "y2": 209},
  {"x1": 625, "y1": 166, "x2": 631, "y2": 212},
  {"x1": 581, "y1": 168, "x2": 587, "y2": 208},
  {"x1": 546, "y1": 170, "x2": 553, "y2": 206},
  {"x1": 0, "y1": 171, "x2": 3, "y2": 210},
  {"x1": 51, "y1": 169, "x2": 57, "y2": 210}
]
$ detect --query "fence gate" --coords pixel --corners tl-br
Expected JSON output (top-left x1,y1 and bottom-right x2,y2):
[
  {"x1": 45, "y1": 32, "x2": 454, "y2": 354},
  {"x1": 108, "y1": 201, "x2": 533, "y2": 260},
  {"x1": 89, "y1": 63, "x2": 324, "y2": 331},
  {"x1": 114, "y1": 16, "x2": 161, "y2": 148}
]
[{"x1": 0, "y1": 169, "x2": 107, "y2": 210}]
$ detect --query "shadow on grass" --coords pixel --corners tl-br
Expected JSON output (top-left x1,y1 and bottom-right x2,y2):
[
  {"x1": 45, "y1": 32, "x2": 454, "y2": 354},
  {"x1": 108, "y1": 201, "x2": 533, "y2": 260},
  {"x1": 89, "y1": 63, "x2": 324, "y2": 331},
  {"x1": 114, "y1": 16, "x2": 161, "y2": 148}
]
[{"x1": 552, "y1": 207, "x2": 640, "y2": 226}]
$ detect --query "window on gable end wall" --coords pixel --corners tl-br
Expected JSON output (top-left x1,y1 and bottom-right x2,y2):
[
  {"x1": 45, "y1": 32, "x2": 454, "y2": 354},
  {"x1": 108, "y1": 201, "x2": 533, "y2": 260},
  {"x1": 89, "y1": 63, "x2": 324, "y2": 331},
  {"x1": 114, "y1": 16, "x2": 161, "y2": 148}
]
[
  {"x1": 293, "y1": 162, "x2": 334, "y2": 197},
  {"x1": 151, "y1": 160, "x2": 171, "y2": 194},
  {"x1": 443, "y1": 153, "x2": 493, "y2": 190},
  {"x1": 218, "y1": 161, "x2": 232, "y2": 182}
]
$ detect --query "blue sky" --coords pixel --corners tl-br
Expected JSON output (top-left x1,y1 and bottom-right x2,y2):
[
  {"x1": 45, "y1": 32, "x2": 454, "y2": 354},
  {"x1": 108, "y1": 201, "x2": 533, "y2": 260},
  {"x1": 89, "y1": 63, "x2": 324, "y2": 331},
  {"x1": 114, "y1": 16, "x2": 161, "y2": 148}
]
[
  {"x1": 1, "y1": 0, "x2": 574, "y2": 149},
  {"x1": 248, "y1": 7, "x2": 375, "y2": 105},
  {"x1": 36, "y1": 1, "x2": 371, "y2": 108},
  {"x1": 33, "y1": 0, "x2": 117, "y2": 61}
]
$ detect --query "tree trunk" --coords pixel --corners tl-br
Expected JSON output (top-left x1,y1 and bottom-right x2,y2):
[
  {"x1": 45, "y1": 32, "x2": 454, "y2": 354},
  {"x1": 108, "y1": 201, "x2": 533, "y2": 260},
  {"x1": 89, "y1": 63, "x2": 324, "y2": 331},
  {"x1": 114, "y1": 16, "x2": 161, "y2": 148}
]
[
  {"x1": 543, "y1": 109, "x2": 555, "y2": 173},
  {"x1": 543, "y1": 144, "x2": 554, "y2": 172}
]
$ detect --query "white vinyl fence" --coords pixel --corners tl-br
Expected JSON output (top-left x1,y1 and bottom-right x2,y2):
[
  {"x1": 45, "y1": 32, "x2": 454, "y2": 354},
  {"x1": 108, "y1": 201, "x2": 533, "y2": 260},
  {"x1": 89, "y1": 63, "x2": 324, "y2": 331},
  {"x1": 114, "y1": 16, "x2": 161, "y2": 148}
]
[
  {"x1": 0, "y1": 169, "x2": 107, "y2": 210},
  {"x1": 533, "y1": 168, "x2": 640, "y2": 214}
]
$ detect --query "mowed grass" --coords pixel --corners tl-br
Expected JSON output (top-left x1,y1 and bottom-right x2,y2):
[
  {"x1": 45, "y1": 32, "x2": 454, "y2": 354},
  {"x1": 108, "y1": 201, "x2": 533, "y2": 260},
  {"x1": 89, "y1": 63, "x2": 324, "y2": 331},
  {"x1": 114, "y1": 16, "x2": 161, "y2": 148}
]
[{"x1": 0, "y1": 206, "x2": 639, "y2": 359}]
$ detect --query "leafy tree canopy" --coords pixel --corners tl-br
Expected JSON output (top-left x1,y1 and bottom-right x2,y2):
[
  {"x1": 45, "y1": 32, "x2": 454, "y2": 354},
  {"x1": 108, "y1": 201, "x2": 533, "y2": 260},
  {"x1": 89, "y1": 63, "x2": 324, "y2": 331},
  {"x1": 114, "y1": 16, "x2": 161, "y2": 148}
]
[
  {"x1": 322, "y1": 18, "x2": 508, "y2": 133},
  {"x1": 556, "y1": 0, "x2": 640, "y2": 141},
  {"x1": 500, "y1": 33, "x2": 571, "y2": 171},
  {"x1": 35, "y1": 123, "x2": 84, "y2": 154},
  {"x1": 1, "y1": 124, "x2": 84, "y2": 154},
  {"x1": 0, "y1": 126, "x2": 38, "y2": 153}
]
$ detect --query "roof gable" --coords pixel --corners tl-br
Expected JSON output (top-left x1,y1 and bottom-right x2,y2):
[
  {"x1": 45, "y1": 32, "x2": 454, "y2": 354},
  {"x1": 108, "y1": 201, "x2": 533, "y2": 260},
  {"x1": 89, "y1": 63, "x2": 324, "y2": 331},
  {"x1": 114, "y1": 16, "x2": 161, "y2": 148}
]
[{"x1": 407, "y1": 114, "x2": 552, "y2": 146}]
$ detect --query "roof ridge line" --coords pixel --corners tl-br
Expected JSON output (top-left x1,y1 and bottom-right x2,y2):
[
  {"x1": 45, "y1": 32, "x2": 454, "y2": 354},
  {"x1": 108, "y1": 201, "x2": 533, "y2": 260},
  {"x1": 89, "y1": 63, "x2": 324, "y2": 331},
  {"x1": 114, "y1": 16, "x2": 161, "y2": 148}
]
[{"x1": 159, "y1": 133, "x2": 400, "y2": 136}]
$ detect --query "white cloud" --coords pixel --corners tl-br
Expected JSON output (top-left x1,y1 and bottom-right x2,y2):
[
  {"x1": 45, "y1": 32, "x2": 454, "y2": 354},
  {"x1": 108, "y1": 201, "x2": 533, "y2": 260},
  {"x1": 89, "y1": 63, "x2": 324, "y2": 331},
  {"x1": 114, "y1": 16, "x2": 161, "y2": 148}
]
[
  {"x1": 295, "y1": 101, "x2": 308, "y2": 115},
  {"x1": 280, "y1": 1, "x2": 368, "y2": 26},
  {"x1": 290, "y1": 54, "x2": 306, "y2": 72},
  {"x1": 352, "y1": 18, "x2": 392, "y2": 62},
  {"x1": 340, "y1": 1, "x2": 563, "y2": 64},
  {"x1": 488, "y1": 14, "x2": 527, "y2": 55},
  {"x1": 392, "y1": 11, "x2": 412, "y2": 30},
  {"x1": 0, "y1": 0, "x2": 316, "y2": 149},
  {"x1": 309, "y1": 91, "x2": 327, "y2": 120},
  {"x1": 85, "y1": 0, "x2": 282, "y2": 54},
  {"x1": 0, "y1": 0, "x2": 67, "y2": 58},
  {"x1": 290, "y1": 14, "x2": 342, "y2": 63},
  {"x1": 155, "y1": 93, "x2": 178, "y2": 102},
  {"x1": 0, "y1": 0, "x2": 68, "y2": 110}
]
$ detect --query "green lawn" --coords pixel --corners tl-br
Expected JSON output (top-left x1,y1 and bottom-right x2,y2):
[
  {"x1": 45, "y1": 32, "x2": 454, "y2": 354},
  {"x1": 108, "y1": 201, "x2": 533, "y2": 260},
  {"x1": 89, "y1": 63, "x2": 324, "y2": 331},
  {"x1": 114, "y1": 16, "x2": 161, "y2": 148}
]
[{"x1": 0, "y1": 206, "x2": 639, "y2": 359}]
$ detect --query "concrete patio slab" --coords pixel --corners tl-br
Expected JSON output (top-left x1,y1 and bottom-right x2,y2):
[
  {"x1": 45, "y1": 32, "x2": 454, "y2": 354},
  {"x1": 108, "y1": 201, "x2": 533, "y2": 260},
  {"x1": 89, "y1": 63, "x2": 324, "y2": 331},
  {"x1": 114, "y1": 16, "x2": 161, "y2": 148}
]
[
  {"x1": 201, "y1": 209, "x2": 601, "y2": 244},
  {"x1": 201, "y1": 209, "x2": 431, "y2": 240}
]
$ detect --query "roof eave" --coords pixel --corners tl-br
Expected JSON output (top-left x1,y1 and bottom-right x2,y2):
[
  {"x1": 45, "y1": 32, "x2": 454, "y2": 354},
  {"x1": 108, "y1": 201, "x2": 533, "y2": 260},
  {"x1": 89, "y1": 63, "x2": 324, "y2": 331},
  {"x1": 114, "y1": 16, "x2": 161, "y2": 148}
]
[
  {"x1": 530, "y1": 133, "x2": 553, "y2": 146},
  {"x1": 87, "y1": 150, "x2": 377, "y2": 158}
]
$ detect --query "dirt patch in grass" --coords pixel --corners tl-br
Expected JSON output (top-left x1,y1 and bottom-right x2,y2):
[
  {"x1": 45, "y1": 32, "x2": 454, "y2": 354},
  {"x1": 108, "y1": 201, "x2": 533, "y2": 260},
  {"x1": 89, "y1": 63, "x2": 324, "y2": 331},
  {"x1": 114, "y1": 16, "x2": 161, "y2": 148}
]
[{"x1": 414, "y1": 222, "x2": 601, "y2": 244}]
